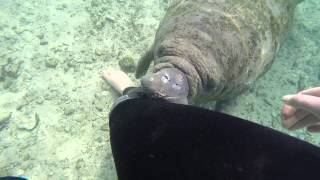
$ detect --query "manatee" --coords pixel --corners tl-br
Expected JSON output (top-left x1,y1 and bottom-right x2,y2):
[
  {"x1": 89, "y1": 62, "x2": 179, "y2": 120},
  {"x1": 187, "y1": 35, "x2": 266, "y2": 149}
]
[{"x1": 136, "y1": 0, "x2": 304, "y2": 104}]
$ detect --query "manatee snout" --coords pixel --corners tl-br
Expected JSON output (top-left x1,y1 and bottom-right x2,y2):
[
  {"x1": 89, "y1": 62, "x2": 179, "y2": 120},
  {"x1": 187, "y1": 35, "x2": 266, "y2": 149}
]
[{"x1": 141, "y1": 68, "x2": 189, "y2": 104}]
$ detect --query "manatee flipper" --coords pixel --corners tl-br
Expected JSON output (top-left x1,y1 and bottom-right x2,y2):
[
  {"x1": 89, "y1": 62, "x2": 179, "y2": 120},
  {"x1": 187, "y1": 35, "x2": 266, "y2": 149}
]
[{"x1": 135, "y1": 47, "x2": 154, "y2": 78}]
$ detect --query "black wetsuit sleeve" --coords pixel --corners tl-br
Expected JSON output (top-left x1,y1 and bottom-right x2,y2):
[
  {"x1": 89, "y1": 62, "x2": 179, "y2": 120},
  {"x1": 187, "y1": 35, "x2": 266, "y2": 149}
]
[
  {"x1": 110, "y1": 87, "x2": 149, "y2": 113},
  {"x1": 122, "y1": 87, "x2": 151, "y2": 99},
  {"x1": 110, "y1": 98, "x2": 320, "y2": 180},
  {"x1": 122, "y1": 87, "x2": 137, "y2": 96}
]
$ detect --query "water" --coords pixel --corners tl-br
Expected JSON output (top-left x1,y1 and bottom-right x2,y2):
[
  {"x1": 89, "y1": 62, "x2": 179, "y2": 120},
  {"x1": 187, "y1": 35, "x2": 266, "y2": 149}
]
[{"x1": 0, "y1": 0, "x2": 319, "y2": 179}]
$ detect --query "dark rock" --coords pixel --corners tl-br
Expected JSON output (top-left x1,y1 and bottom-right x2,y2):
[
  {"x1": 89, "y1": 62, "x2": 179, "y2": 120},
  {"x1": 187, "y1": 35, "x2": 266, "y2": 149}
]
[{"x1": 119, "y1": 56, "x2": 136, "y2": 73}]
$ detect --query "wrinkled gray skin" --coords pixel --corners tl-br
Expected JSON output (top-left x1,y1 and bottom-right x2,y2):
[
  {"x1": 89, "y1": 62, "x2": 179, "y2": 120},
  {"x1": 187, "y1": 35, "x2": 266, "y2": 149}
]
[{"x1": 136, "y1": 0, "x2": 304, "y2": 104}]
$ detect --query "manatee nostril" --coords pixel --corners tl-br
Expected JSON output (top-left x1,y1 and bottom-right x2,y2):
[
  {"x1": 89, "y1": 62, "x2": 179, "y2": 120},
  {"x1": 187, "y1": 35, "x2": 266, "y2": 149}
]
[{"x1": 172, "y1": 83, "x2": 182, "y2": 90}]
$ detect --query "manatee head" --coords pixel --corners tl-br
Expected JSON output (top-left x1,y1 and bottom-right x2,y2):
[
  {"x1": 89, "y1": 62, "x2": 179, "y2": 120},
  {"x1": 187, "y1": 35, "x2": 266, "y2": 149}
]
[{"x1": 141, "y1": 68, "x2": 189, "y2": 104}]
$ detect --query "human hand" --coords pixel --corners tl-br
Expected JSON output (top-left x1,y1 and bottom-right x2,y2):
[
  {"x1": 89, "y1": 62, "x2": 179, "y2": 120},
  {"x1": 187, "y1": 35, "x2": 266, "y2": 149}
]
[
  {"x1": 101, "y1": 69, "x2": 134, "y2": 94},
  {"x1": 281, "y1": 87, "x2": 320, "y2": 133}
]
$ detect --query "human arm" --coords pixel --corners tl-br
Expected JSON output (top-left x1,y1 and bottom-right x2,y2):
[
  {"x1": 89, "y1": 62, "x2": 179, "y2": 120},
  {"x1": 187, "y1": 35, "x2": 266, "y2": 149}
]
[{"x1": 281, "y1": 87, "x2": 320, "y2": 132}]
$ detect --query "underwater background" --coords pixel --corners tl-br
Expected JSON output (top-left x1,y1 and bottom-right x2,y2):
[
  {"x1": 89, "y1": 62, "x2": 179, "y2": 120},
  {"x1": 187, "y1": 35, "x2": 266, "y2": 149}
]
[{"x1": 0, "y1": 0, "x2": 319, "y2": 179}]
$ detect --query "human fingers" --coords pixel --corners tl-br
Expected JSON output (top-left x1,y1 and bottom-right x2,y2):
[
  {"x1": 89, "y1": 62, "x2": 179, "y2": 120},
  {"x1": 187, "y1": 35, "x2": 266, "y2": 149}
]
[
  {"x1": 289, "y1": 114, "x2": 320, "y2": 130},
  {"x1": 101, "y1": 71, "x2": 117, "y2": 89},
  {"x1": 101, "y1": 69, "x2": 113, "y2": 80},
  {"x1": 102, "y1": 69, "x2": 130, "y2": 83},
  {"x1": 104, "y1": 69, "x2": 135, "y2": 94},
  {"x1": 281, "y1": 104, "x2": 296, "y2": 120},
  {"x1": 300, "y1": 87, "x2": 320, "y2": 97},
  {"x1": 282, "y1": 109, "x2": 309, "y2": 129},
  {"x1": 307, "y1": 123, "x2": 320, "y2": 133},
  {"x1": 282, "y1": 94, "x2": 320, "y2": 118}
]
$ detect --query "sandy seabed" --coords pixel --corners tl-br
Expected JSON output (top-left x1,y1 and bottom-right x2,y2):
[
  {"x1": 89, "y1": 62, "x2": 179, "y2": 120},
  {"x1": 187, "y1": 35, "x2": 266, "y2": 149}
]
[{"x1": 0, "y1": 0, "x2": 319, "y2": 179}]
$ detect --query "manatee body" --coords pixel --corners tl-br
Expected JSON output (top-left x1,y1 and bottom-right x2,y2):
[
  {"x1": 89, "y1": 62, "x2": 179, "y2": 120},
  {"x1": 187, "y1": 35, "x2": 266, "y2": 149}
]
[{"x1": 136, "y1": 0, "x2": 303, "y2": 104}]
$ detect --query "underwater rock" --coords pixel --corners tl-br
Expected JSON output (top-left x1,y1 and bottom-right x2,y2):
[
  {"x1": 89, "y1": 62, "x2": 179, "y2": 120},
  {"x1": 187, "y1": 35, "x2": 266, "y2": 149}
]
[
  {"x1": 119, "y1": 55, "x2": 136, "y2": 73},
  {"x1": 95, "y1": 48, "x2": 105, "y2": 56},
  {"x1": 2, "y1": 77, "x2": 13, "y2": 90},
  {"x1": 45, "y1": 57, "x2": 59, "y2": 68},
  {"x1": 22, "y1": 154, "x2": 31, "y2": 161},
  {"x1": 93, "y1": 98, "x2": 105, "y2": 111},
  {"x1": 0, "y1": 111, "x2": 12, "y2": 130},
  {"x1": 36, "y1": 33, "x2": 44, "y2": 40},
  {"x1": 136, "y1": 0, "x2": 303, "y2": 103},
  {"x1": 100, "y1": 123, "x2": 109, "y2": 131},
  {"x1": 3, "y1": 59, "x2": 23, "y2": 78},
  {"x1": 67, "y1": 58, "x2": 77, "y2": 68},
  {"x1": 0, "y1": 67, "x2": 4, "y2": 81},
  {"x1": 64, "y1": 125, "x2": 71, "y2": 133},
  {"x1": 63, "y1": 104, "x2": 75, "y2": 116},
  {"x1": 87, "y1": 0, "x2": 115, "y2": 29},
  {"x1": 36, "y1": 97, "x2": 44, "y2": 104},
  {"x1": 16, "y1": 97, "x2": 29, "y2": 110},
  {"x1": 106, "y1": 15, "x2": 115, "y2": 23},
  {"x1": 90, "y1": 0, "x2": 100, "y2": 7},
  {"x1": 0, "y1": 56, "x2": 8, "y2": 66},
  {"x1": 93, "y1": 92, "x2": 110, "y2": 111},
  {"x1": 56, "y1": 4, "x2": 68, "y2": 10},
  {"x1": 17, "y1": 113, "x2": 40, "y2": 131},
  {"x1": 297, "y1": 72, "x2": 312, "y2": 91},
  {"x1": 76, "y1": 158, "x2": 85, "y2": 170},
  {"x1": 40, "y1": 40, "x2": 49, "y2": 45},
  {"x1": 12, "y1": 25, "x2": 26, "y2": 34},
  {"x1": 0, "y1": 56, "x2": 8, "y2": 81}
]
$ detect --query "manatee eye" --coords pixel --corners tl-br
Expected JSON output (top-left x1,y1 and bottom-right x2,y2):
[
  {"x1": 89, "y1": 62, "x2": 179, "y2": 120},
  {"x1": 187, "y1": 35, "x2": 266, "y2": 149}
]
[{"x1": 161, "y1": 74, "x2": 169, "y2": 83}]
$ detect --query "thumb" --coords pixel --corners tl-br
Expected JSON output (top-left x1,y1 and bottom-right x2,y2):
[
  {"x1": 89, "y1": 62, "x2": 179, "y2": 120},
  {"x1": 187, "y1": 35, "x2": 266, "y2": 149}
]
[
  {"x1": 282, "y1": 94, "x2": 295, "y2": 104},
  {"x1": 282, "y1": 94, "x2": 320, "y2": 118}
]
